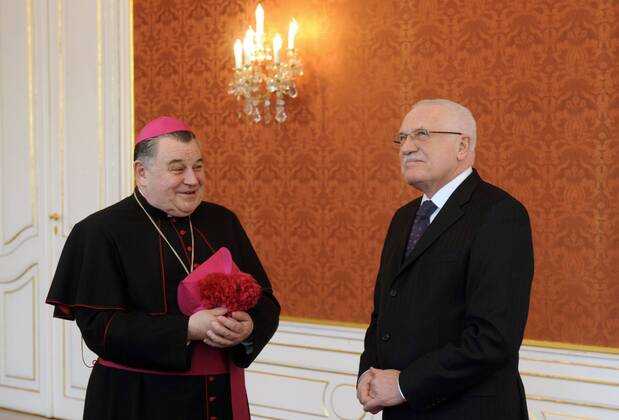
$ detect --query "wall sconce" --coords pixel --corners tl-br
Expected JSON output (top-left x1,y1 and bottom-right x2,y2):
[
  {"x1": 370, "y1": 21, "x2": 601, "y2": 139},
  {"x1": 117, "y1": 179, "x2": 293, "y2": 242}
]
[{"x1": 227, "y1": 4, "x2": 303, "y2": 124}]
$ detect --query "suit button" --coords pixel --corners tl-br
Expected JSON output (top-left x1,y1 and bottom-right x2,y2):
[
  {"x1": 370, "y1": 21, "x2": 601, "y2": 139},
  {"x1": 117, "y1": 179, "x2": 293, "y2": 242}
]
[
  {"x1": 389, "y1": 289, "x2": 397, "y2": 297},
  {"x1": 381, "y1": 333, "x2": 390, "y2": 341}
]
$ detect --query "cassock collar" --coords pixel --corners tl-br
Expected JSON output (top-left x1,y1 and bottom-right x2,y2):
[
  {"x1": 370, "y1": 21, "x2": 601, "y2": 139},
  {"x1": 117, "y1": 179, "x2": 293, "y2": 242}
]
[{"x1": 133, "y1": 187, "x2": 190, "y2": 221}]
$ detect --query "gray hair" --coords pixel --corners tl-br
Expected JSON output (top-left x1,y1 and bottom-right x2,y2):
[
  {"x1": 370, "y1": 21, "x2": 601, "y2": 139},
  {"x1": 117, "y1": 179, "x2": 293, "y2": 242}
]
[
  {"x1": 134, "y1": 130, "x2": 196, "y2": 166},
  {"x1": 411, "y1": 99, "x2": 477, "y2": 149}
]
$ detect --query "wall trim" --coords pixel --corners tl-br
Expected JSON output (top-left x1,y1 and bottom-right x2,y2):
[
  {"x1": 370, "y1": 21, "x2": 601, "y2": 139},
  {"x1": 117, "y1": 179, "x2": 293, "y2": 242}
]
[
  {"x1": 246, "y1": 320, "x2": 619, "y2": 419},
  {"x1": 280, "y1": 315, "x2": 619, "y2": 354}
]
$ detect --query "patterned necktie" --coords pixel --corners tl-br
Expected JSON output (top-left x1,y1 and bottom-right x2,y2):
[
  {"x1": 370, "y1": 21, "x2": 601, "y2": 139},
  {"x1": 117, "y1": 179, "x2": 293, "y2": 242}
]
[{"x1": 405, "y1": 200, "x2": 438, "y2": 258}]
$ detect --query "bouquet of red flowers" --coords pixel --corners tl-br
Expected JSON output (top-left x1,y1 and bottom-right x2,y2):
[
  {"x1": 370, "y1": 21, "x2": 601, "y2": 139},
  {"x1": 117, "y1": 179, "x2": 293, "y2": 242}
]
[
  {"x1": 177, "y1": 247, "x2": 262, "y2": 315},
  {"x1": 198, "y1": 272, "x2": 261, "y2": 313}
]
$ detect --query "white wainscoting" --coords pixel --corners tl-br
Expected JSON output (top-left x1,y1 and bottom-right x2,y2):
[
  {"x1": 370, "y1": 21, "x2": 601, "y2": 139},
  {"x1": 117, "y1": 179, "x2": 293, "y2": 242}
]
[
  {"x1": 247, "y1": 321, "x2": 376, "y2": 420},
  {"x1": 247, "y1": 321, "x2": 619, "y2": 420}
]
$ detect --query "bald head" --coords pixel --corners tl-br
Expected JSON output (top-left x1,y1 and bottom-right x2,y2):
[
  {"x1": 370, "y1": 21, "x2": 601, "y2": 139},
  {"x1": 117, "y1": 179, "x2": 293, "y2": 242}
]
[{"x1": 411, "y1": 99, "x2": 477, "y2": 151}]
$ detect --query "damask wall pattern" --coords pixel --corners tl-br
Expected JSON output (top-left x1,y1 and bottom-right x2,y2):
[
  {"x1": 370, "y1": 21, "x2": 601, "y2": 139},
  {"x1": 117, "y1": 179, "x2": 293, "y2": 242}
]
[{"x1": 134, "y1": 0, "x2": 618, "y2": 347}]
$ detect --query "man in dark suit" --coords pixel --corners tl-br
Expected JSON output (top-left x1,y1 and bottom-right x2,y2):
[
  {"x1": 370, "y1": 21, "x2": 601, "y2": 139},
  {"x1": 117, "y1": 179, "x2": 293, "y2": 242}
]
[{"x1": 357, "y1": 99, "x2": 534, "y2": 419}]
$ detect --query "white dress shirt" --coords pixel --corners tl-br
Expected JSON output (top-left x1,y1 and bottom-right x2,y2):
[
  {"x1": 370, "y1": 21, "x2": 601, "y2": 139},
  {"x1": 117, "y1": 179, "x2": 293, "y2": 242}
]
[{"x1": 422, "y1": 167, "x2": 473, "y2": 224}]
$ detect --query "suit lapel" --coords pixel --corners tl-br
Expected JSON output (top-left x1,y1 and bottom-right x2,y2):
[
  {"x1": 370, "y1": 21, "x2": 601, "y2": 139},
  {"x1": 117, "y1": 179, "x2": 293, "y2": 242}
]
[{"x1": 394, "y1": 170, "x2": 482, "y2": 279}]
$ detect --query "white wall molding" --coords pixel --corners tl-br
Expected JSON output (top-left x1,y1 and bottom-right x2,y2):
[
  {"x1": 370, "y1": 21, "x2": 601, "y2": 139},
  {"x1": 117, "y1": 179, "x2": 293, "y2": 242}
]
[
  {"x1": 247, "y1": 321, "x2": 619, "y2": 420},
  {"x1": 248, "y1": 322, "x2": 373, "y2": 420},
  {"x1": 520, "y1": 345, "x2": 619, "y2": 418},
  {"x1": 0, "y1": 265, "x2": 38, "y2": 391}
]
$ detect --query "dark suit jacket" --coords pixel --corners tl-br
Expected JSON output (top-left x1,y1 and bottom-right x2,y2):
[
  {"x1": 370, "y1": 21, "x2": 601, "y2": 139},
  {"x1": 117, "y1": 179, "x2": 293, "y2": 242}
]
[{"x1": 359, "y1": 169, "x2": 533, "y2": 420}]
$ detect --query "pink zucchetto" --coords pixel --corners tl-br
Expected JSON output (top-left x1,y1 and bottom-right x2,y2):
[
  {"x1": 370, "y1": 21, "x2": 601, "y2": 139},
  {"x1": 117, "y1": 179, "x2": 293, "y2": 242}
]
[{"x1": 135, "y1": 116, "x2": 193, "y2": 145}]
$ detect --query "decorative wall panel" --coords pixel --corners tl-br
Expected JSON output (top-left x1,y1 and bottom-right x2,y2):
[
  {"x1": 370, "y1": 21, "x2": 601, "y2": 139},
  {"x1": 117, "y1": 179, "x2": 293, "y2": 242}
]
[
  {"x1": 0, "y1": 0, "x2": 36, "y2": 253},
  {"x1": 247, "y1": 321, "x2": 619, "y2": 419},
  {"x1": 60, "y1": 0, "x2": 104, "y2": 233},
  {"x1": 1, "y1": 267, "x2": 37, "y2": 389},
  {"x1": 133, "y1": 0, "x2": 619, "y2": 348}
]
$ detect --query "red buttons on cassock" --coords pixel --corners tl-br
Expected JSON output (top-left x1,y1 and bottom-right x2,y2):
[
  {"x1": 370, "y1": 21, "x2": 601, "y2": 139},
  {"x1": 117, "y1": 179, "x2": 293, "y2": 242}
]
[
  {"x1": 179, "y1": 229, "x2": 187, "y2": 235},
  {"x1": 186, "y1": 246, "x2": 192, "y2": 252},
  {"x1": 209, "y1": 396, "x2": 216, "y2": 402},
  {"x1": 208, "y1": 376, "x2": 215, "y2": 382}
]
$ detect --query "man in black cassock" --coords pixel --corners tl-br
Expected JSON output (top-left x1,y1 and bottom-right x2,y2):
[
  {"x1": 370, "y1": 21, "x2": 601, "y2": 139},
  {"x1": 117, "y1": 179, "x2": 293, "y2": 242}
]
[{"x1": 46, "y1": 116, "x2": 280, "y2": 420}]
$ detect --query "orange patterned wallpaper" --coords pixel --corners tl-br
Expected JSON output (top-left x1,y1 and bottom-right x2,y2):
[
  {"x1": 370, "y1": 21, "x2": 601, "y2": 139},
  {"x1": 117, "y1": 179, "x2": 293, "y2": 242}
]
[{"x1": 134, "y1": 0, "x2": 619, "y2": 348}]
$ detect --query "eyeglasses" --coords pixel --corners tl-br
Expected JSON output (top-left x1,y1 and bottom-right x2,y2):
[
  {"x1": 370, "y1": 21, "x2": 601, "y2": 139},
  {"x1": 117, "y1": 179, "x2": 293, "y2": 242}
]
[{"x1": 392, "y1": 128, "x2": 462, "y2": 145}]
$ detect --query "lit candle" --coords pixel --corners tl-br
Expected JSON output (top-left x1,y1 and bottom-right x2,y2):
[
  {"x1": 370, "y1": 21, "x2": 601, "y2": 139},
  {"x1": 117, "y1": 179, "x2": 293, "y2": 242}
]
[
  {"x1": 255, "y1": 4, "x2": 264, "y2": 51},
  {"x1": 288, "y1": 18, "x2": 298, "y2": 50},
  {"x1": 234, "y1": 39, "x2": 243, "y2": 68},
  {"x1": 273, "y1": 33, "x2": 282, "y2": 63},
  {"x1": 255, "y1": 4, "x2": 264, "y2": 37},
  {"x1": 243, "y1": 26, "x2": 255, "y2": 63}
]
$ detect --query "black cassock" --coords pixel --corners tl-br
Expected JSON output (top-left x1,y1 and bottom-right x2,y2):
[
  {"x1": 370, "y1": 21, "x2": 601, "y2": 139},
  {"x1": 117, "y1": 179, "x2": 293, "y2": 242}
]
[{"x1": 46, "y1": 190, "x2": 280, "y2": 420}]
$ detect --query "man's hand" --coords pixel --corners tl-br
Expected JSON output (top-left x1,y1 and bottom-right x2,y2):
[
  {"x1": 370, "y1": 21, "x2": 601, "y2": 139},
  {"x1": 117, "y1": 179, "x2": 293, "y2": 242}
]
[
  {"x1": 357, "y1": 369, "x2": 383, "y2": 414},
  {"x1": 187, "y1": 307, "x2": 228, "y2": 341},
  {"x1": 203, "y1": 311, "x2": 254, "y2": 348},
  {"x1": 362, "y1": 368, "x2": 405, "y2": 413}
]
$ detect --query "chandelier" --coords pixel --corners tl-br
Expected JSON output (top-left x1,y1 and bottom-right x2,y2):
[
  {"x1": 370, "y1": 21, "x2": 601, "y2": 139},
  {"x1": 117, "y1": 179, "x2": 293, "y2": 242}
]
[{"x1": 227, "y1": 4, "x2": 303, "y2": 124}]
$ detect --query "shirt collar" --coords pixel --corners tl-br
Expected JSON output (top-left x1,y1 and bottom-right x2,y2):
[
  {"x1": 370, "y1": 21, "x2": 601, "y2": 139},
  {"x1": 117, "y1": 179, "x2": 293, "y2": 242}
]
[
  {"x1": 134, "y1": 187, "x2": 179, "y2": 220},
  {"x1": 421, "y1": 167, "x2": 473, "y2": 210}
]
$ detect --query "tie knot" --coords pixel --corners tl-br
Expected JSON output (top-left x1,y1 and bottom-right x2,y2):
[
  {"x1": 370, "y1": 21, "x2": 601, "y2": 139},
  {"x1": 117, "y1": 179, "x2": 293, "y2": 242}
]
[{"x1": 417, "y1": 200, "x2": 437, "y2": 218}]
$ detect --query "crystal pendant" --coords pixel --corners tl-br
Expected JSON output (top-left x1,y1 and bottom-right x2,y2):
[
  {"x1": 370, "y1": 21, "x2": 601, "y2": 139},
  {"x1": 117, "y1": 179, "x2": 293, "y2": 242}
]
[
  {"x1": 243, "y1": 101, "x2": 253, "y2": 116},
  {"x1": 263, "y1": 99, "x2": 271, "y2": 124},
  {"x1": 267, "y1": 79, "x2": 277, "y2": 92},
  {"x1": 275, "y1": 109, "x2": 287, "y2": 123},
  {"x1": 276, "y1": 91, "x2": 287, "y2": 122},
  {"x1": 288, "y1": 84, "x2": 297, "y2": 98},
  {"x1": 252, "y1": 107, "x2": 261, "y2": 124}
]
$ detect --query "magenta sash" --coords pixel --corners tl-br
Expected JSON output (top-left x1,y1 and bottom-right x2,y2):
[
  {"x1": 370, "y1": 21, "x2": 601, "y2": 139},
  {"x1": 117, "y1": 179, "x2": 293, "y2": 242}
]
[{"x1": 98, "y1": 343, "x2": 249, "y2": 420}]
